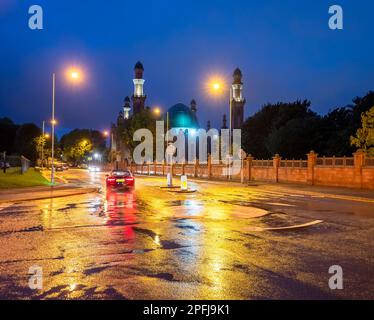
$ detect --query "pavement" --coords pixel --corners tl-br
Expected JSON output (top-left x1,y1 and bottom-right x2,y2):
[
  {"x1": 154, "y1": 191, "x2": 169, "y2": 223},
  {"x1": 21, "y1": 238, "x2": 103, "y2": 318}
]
[
  {"x1": 0, "y1": 169, "x2": 373, "y2": 299},
  {"x1": 0, "y1": 169, "x2": 100, "y2": 203}
]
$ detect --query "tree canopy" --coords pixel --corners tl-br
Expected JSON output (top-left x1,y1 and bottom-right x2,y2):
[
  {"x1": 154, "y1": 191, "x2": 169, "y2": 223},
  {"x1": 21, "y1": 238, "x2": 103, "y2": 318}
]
[
  {"x1": 122, "y1": 108, "x2": 157, "y2": 157},
  {"x1": 12, "y1": 123, "x2": 41, "y2": 162},
  {"x1": 350, "y1": 106, "x2": 374, "y2": 156},
  {"x1": 0, "y1": 117, "x2": 19, "y2": 154},
  {"x1": 242, "y1": 91, "x2": 374, "y2": 159},
  {"x1": 60, "y1": 129, "x2": 106, "y2": 164}
]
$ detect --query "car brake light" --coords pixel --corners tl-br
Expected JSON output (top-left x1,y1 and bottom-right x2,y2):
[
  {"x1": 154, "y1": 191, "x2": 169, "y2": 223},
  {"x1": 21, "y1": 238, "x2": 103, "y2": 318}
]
[{"x1": 125, "y1": 177, "x2": 134, "y2": 181}]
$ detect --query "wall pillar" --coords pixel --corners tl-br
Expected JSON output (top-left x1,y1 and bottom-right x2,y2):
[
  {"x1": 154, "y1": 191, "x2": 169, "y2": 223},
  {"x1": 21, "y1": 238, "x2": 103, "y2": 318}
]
[
  {"x1": 307, "y1": 150, "x2": 318, "y2": 185},
  {"x1": 273, "y1": 154, "x2": 281, "y2": 183},
  {"x1": 246, "y1": 155, "x2": 253, "y2": 182},
  {"x1": 194, "y1": 159, "x2": 199, "y2": 178},
  {"x1": 353, "y1": 149, "x2": 365, "y2": 189}
]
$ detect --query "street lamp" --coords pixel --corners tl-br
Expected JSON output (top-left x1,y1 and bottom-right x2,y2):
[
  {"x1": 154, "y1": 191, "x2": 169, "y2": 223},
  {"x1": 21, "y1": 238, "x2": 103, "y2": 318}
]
[
  {"x1": 206, "y1": 76, "x2": 233, "y2": 153},
  {"x1": 153, "y1": 107, "x2": 161, "y2": 115},
  {"x1": 50, "y1": 67, "x2": 83, "y2": 185}
]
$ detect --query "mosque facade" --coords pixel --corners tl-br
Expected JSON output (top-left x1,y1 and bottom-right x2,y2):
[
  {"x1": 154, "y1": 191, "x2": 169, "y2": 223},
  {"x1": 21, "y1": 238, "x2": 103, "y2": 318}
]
[{"x1": 110, "y1": 62, "x2": 246, "y2": 164}]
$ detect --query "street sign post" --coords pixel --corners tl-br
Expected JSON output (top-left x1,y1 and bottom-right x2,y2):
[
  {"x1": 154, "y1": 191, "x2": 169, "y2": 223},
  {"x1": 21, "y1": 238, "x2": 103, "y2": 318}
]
[
  {"x1": 166, "y1": 144, "x2": 176, "y2": 187},
  {"x1": 238, "y1": 149, "x2": 247, "y2": 184}
]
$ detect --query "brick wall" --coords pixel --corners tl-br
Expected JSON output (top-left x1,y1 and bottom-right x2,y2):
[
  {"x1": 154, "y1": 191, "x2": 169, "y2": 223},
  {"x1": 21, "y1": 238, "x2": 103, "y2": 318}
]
[{"x1": 123, "y1": 150, "x2": 374, "y2": 190}]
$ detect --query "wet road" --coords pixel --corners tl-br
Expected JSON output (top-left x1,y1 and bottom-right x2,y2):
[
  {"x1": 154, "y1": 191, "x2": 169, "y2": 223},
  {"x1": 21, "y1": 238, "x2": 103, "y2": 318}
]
[{"x1": 0, "y1": 169, "x2": 373, "y2": 299}]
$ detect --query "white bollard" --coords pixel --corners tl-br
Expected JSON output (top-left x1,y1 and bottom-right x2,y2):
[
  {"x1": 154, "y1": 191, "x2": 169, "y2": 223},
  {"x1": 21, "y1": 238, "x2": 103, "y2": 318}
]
[
  {"x1": 167, "y1": 173, "x2": 173, "y2": 187},
  {"x1": 181, "y1": 175, "x2": 188, "y2": 191}
]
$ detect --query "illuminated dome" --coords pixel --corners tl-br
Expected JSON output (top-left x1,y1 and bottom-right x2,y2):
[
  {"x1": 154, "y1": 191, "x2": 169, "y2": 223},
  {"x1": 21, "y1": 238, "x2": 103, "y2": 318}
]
[{"x1": 167, "y1": 103, "x2": 199, "y2": 129}]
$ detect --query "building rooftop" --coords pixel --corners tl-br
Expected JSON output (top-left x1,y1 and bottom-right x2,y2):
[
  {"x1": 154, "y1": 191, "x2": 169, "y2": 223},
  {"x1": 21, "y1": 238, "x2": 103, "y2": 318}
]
[{"x1": 166, "y1": 103, "x2": 199, "y2": 129}]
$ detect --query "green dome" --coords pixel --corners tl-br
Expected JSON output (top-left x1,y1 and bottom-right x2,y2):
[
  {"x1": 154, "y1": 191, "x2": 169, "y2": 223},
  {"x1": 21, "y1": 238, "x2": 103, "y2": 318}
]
[{"x1": 166, "y1": 103, "x2": 199, "y2": 129}]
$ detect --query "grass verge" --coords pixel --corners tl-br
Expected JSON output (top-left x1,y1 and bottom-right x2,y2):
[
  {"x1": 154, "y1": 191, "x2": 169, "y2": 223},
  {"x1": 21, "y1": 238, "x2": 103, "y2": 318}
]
[{"x1": 0, "y1": 167, "x2": 49, "y2": 189}]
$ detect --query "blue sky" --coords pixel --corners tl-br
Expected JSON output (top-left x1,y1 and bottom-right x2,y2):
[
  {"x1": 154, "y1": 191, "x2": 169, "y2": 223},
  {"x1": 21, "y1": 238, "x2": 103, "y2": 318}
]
[{"x1": 0, "y1": 0, "x2": 373, "y2": 136}]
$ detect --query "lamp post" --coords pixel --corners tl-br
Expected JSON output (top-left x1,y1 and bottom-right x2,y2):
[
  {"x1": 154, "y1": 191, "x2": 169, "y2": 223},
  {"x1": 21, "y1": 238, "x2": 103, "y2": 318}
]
[
  {"x1": 49, "y1": 67, "x2": 83, "y2": 185},
  {"x1": 41, "y1": 120, "x2": 45, "y2": 169},
  {"x1": 207, "y1": 77, "x2": 233, "y2": 154},
  {"x1": 51, "y1": 73, "x2": 56, "y2": 185}
]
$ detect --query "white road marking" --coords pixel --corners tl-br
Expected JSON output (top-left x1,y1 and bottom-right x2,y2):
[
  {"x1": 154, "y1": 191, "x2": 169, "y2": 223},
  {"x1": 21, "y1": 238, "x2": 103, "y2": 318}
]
[
  {"x1": 0, "y1": 203, "x2": 14, "y2": 211},
  {"x1": 244, "y1": 220, "x2": 324, "y2": 232}
]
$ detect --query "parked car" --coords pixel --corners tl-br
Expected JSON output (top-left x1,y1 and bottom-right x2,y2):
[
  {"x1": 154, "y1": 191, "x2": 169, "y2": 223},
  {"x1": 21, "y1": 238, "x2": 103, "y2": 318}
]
[
  {"x1": 106, "y1": 170, "x2": 135, "y2": 188},
  {"x1": 55, "y1": 165, "x2": 64, "y2": 172}
]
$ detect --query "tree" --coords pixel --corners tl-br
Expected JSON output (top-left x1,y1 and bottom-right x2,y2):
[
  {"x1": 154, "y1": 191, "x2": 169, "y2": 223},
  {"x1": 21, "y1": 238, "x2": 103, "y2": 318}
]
[
  {"x1": 350, "y1": 106, "x2": 374, "y2": 156},
  {"x1": 122, "y1": 109, "x2": 156, "y2": 157},
  {"x1": 0, "y1": 117, "x2": 19, "y2": 154},
  {"x1": 69, "y1": 140, "x2": 93, "y2": 165},
  {"x1": 34, "y1": 135, "x2": 46, "y2": 163},
  {"x1": 242, "y1": 100, "x2": 318, "y2": 159},
  {"x1": 317, "y1": 107, "x2": 354, "y2": 156},
  {"x1": 13, "y1": 123, "x2": 41, "y2": 162},
  {"x1": 241, "y1": 92, "x2": 374, "y2": 158},
  {"x1": 60, "y1": 129, "x2": 104, "y2": 165},
  {"x1": 266, "y1": 116, "x2": 322, "y2": 159}
]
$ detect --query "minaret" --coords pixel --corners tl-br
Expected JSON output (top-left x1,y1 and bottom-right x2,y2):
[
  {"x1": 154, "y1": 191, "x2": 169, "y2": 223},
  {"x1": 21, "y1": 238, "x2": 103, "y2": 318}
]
[
  {"x1": 231, "y1": 68, "x2": 246, "y2": 129},
  {"x1": 207, "y1": 120, "x2": 211, "y2": 131},
  {"x1": 123, "y1": 96, "x2": 131, "y2": 119},
  {"x1": 222, "y1": 114, "x2": 227, "y2": 129},
  {"x1": 132, "y1": 61, "x2": 146, "y2": 115},
  {"x1": 190, "y1": 99, "x2": 197, "y2": 113}
]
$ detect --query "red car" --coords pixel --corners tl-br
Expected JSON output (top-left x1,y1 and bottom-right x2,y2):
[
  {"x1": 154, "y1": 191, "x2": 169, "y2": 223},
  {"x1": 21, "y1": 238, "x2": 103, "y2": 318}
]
[{"x1": 106, "y1": 170, "x2": 135, "y2": 188}]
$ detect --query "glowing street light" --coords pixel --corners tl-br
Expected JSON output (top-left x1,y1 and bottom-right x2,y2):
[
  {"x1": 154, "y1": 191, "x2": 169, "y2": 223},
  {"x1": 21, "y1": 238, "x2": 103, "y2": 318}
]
[
  {"x1": 205, "y1": 74, "x2": 233, "y2": 154},
  {"x1": 65, "y1": 67, "x2": 83, "y2": 84},
  {"x1": 153, "y1": 107, "x2": 161, "y2": 117},
  {"x1": 212, "y1": 83, "x2": 221, "y2": 91},
  {"x1": 103, "y1": 130, "x2": 109, "y2": 137},
  {"x1": 205, "y1": 75, "x2": 226, "y2": 97}
]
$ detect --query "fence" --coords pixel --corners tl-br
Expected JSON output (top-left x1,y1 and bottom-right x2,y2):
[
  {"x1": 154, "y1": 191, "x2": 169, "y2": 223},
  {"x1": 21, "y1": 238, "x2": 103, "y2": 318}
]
[
  {"x1": 1, "y1": 154, "x2": 31, "y2": 174},
  {"x1": 120, "y1": 150, "x2": 374, "y2": 190}
]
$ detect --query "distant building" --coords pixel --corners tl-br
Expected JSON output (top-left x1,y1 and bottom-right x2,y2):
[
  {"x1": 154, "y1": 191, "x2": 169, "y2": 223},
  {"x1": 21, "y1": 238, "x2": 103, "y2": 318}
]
[
  {"x1": 110, "y1": 63, "x2": 245, "y2": 164},
  {"x1": 110, "y1": 61, "x2": 147, "y2": 164}
]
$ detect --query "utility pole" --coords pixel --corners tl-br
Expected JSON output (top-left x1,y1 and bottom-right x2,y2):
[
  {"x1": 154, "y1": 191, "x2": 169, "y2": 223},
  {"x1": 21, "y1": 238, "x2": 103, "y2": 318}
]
[
  {"x1": 51, "y1": 73, "x2": 56, "y2": 185},
  {"x1": 41, "y1": 120, "x2": 45, "y2": 170}
]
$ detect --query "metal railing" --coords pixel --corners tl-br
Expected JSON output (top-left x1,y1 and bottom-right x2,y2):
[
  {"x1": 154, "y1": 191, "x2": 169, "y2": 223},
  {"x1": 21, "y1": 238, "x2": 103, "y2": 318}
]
[
  {"x1": 365, "y1": 157, "x2": 374, "y2": 167},
  {"x1": 316, "y1": 156, "x2": 354, "y2": 167},
  {"x1": 252, "y1": 159, "x2": 273, "y2": 167},
  {"x1": 280, "y1": 159, "x2": 308, "y2": 168}
]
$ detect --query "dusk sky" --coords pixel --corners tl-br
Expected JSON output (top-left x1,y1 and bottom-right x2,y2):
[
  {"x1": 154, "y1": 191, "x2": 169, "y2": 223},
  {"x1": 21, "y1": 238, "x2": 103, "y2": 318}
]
[{"x1": 0, "y1": 0, "x2": 373, "y2": 136}]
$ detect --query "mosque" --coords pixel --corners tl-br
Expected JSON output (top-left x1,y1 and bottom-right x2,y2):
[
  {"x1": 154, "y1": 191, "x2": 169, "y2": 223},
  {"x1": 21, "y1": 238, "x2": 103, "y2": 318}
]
[{"x1": 110, "y1": 61, "x2": 246, "y2": 163}]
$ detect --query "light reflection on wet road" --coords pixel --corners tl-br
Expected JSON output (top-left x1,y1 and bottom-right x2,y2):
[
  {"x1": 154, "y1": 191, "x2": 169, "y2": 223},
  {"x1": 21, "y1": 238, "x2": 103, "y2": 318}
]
[{"x1": 0, "y1": 170, "x2": 373, "y2": 299}]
